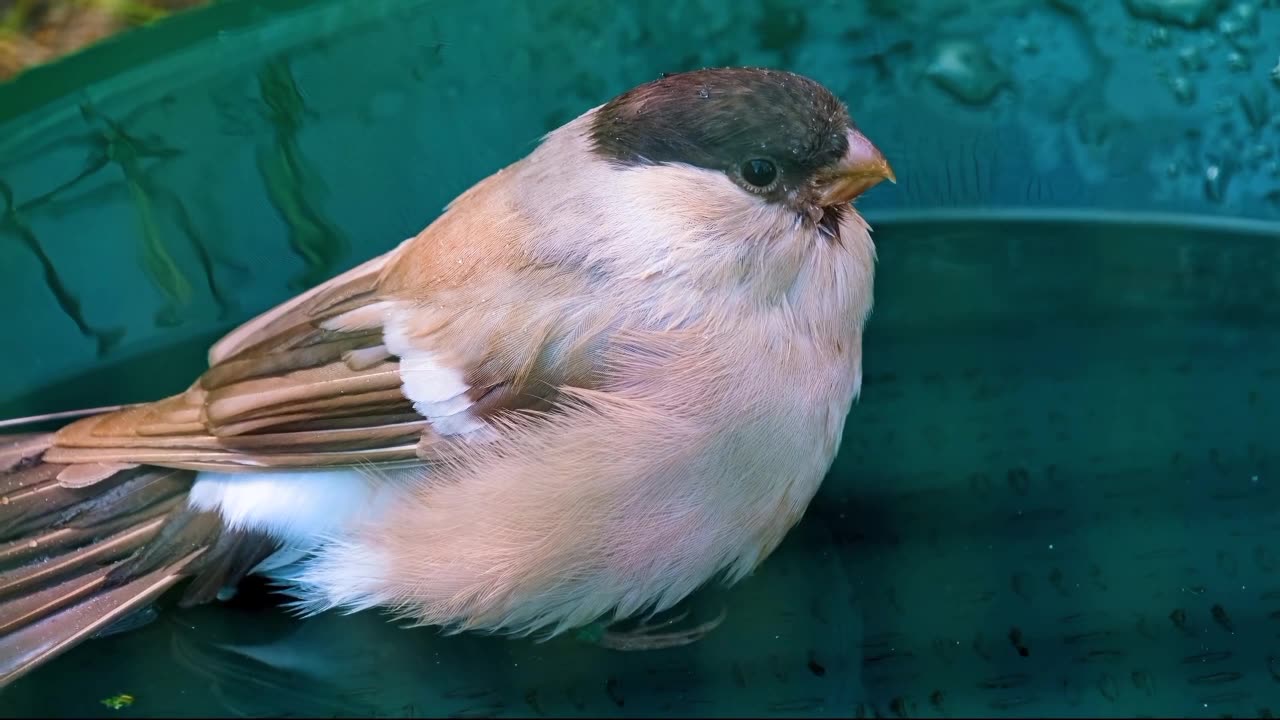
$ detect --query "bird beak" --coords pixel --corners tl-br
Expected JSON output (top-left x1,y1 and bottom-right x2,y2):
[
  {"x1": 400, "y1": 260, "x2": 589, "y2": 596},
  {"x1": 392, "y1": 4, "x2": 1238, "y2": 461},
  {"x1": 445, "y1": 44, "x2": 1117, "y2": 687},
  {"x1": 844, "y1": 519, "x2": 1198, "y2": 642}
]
[{"x1": 815, "y1": 129, "x2": 896, "y2": 207}]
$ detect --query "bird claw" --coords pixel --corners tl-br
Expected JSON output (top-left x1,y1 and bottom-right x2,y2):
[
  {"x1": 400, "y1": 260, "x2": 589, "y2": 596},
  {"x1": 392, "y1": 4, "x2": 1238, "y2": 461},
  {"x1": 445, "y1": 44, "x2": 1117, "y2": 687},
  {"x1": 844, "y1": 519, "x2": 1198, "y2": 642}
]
[{"x1": 580, "y1": 605, "x2": 727, "y2": 651}]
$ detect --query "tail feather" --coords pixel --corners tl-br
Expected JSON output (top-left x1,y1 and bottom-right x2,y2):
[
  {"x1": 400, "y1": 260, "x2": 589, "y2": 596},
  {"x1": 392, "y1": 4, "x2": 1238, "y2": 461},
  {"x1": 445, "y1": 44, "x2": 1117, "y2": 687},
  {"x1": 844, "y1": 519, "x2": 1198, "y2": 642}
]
[
  {"x1": 0, "y1": 516, "x2": 169, "y2": 598},
  {"x1": 0, "y1": 553, "x2": 199, "y2": 688},
  {"x1": 0, "y1": 432, "x2": 282, "y2": 688},
  {"x1": 0, "y1": 565, "x2": 115, "y2": 635}
]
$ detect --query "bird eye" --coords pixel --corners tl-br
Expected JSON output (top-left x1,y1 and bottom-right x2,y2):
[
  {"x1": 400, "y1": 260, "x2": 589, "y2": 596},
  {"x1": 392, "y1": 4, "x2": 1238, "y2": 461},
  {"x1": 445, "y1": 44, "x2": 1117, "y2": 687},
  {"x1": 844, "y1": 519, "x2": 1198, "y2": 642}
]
[{"x1": 740, "y1": 158, "x2": 778, "y2": 189}]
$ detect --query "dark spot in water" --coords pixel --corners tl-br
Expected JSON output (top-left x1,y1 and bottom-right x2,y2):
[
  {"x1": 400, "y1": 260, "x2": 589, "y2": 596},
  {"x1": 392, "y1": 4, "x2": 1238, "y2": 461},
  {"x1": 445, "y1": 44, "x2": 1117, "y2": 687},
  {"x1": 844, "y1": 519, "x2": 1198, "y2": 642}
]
[
  {"x1": 889, "y1": 696, "x2": 910, "y2": 717},
  {"x1": 1088, "y1": 564, "x2": 1107, "y2": 589},
  {"x1": 1185, "y1": 651, "x2": 1234, "y2": 664},
  {"x1": 1210, "y1": 448, "x2": 1229, "y2": 474},
  {"x1": 1007, "y1": 467, "x2": 1031, "y2": 494},
  {"x1": 807, "y1": 656, "x2": 827, "y2": 677},
  {"x1": 604, "y1": 676, "x2": 624, "y2": 708},
  {"x1": 1212, "y1": 604, "x2": 1235, "y2": 632},
  {"x1": 1077, "y1": 649, "x2": 1126, "y2": 663},
  {"x1": 1008, "y1": 627, "x2": 1030, "y2": 657},
  {"x1": 1201, "y1": 691, "x2": 1251, "y2": 706},
  {"x1": 731, "y1": 662, "x2": 747, "y2": 689},
  {"x1": 1098, "y1": 673, "x2": 1120, "y2": 702},
  {"x1": 1171, "y1": 608, "x2": 1191, "y2": 632},
  {"x1": 1050, "y1": 567, "x2": 1069, "y2": 596},
  {"x1": 864, "y1": 649, "x2": 914, "y2": 666},
  {"x1": 887, "y1": 586, "x2": 905, "y2": 614},
  {"x1": 1266, "y1": 656, "x2": 1280, "y2": 682},
  {"x1": 929, "y1": 690, "x2": 945, "y2": 712},
  {"x1": 979, "y1": 674, "x2": 1029, "y2": 690},
  {"x1": 523, "y1": 689, "x2": 544, "y2": 716},
  {"x1": 1132, "y1": 670, "x2": 1155, "y2": 695},
  {"x1": 1190, "y1": 672, "x2": 1244, "y2": 685},
  {"x1": 1061, "y1": 677, "x2": 1085, "y2": 705}
]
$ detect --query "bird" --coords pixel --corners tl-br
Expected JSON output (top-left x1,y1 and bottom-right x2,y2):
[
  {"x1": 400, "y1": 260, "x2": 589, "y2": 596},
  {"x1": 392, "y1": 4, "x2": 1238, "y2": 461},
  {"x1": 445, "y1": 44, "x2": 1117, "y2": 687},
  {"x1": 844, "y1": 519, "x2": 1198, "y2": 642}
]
[{"x1": 0, "y1": 66, "x2": 894, "y2": 687}]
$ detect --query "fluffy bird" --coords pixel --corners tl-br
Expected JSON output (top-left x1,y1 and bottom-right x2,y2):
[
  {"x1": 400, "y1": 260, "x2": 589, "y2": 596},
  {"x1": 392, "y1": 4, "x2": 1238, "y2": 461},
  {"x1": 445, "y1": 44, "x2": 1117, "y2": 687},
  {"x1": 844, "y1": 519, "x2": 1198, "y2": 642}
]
[{"x1": 0, "y1": 66, "x2": 894, "y2": 686}]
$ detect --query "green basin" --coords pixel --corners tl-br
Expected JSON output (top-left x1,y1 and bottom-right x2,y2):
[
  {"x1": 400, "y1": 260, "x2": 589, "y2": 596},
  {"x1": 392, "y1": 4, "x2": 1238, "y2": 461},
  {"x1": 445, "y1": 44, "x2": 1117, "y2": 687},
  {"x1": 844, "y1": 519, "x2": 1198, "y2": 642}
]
[{"x1": 1, "y1": 0, "x2": 1278, "y2": 716}]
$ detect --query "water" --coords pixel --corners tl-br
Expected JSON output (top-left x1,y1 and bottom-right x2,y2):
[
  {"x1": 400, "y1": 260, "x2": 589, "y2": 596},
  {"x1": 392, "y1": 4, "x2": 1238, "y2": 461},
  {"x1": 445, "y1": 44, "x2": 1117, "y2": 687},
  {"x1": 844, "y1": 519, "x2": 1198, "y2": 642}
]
[{"x1": 1, "y1": 0, "x2": 1279, "y2": 716}]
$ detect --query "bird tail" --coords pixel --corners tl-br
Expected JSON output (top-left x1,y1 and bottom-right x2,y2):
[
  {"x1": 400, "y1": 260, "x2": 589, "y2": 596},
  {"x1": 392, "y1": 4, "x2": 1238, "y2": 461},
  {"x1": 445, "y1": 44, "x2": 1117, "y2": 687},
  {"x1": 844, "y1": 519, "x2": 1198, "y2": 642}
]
[{"x1": 0, "y1": 432, "x2": 275, "y2": 688}]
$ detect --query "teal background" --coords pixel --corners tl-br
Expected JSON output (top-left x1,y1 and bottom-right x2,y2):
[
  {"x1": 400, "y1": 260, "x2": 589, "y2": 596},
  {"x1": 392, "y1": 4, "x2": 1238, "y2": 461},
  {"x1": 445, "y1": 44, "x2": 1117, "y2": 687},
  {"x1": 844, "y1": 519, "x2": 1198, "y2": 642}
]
[{"x1": 1, "y1": 0, "x2": 1279, "y2": 716}]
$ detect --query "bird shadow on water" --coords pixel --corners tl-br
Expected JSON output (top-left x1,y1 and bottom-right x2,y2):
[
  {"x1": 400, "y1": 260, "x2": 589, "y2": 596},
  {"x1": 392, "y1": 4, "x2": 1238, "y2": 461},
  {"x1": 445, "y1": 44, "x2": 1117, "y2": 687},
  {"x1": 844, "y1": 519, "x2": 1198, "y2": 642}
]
[
  {"x1": 0, "y1": 499, "x2": 878, "y2": 718},
  {"x1": 146, "y1": 527, "x2": 875, "y2": 718}
]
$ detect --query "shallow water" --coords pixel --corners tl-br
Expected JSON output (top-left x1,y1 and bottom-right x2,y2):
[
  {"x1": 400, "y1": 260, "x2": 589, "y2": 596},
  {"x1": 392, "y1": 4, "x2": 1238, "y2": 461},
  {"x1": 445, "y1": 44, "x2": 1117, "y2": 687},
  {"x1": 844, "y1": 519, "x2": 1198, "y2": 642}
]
[
  {"x1": 3, "y1": 212, "x2": 1279, "y2": 717},
  {"x1": 1, "y1": 0, "x2": 1279, "y2": 716}
]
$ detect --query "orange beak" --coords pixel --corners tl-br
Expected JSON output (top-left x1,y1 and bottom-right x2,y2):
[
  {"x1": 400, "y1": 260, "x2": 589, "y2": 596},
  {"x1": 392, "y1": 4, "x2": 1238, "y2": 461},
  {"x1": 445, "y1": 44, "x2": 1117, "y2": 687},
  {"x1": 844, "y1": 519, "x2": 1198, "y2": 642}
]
[{"x1": 816, "y1": 128, "x2": 896, "y2": 206}]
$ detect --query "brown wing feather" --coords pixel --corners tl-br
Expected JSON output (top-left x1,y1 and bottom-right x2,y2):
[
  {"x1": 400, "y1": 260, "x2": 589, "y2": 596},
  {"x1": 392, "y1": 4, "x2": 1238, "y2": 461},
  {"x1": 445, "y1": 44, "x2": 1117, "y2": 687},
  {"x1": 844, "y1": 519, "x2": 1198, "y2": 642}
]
[
  {"x1": 40, "y1": 244, "x2": 437, "y2": 473},
  {"x1": 207, "y1": 246, "x2": 395, "y2": 366}
]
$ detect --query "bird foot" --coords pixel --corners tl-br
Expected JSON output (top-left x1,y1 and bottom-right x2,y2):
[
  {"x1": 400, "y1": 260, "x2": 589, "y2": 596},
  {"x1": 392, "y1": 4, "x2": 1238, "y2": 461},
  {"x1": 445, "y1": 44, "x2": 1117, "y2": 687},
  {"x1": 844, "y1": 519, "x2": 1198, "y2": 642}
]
[{"x1": 578, "y1": 605, "x2": 727, "y2": 651}]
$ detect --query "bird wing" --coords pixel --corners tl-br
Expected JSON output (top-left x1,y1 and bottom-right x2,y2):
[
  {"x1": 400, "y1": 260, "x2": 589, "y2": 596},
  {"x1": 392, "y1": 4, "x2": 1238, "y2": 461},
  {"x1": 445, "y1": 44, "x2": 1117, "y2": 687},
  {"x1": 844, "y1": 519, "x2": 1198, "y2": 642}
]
[
  {"x1": 41, "y1": 245, "x2": 426, "y2": 472},
  {"x1": 41, "y1": 177, "x2": 612, "y2": 475}
]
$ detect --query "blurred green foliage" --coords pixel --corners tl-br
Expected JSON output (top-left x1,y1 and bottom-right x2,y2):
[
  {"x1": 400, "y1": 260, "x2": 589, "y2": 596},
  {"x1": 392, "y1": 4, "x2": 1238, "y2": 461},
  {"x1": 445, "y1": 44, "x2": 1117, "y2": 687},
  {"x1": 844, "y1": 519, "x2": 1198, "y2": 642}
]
[{"x1": 0, "y1": 0, "x2": 209, "y2": 80}]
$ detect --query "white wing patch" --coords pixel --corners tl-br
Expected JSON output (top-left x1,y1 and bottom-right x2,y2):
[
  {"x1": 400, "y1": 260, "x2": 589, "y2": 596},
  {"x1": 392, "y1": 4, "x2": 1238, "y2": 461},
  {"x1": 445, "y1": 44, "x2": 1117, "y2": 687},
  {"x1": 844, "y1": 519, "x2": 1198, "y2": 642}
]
[
  {"x1": 381, "y1": 310, "x2": 493, "y2": 440},
  {"x1": 322, "y1": 301, "x2": 494, "y2": 439}
]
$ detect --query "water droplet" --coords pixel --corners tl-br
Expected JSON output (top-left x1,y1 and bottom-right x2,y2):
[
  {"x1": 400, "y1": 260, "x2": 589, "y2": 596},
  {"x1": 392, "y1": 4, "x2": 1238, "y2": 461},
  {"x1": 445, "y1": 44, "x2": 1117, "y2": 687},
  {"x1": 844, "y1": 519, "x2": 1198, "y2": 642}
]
[
  {"x1": 1170, "y1": 76, "x2": 1197, "y2": 105},
  {"x1": 1179, "y1": 46, "x2": 1209, "y2": 71},
  {"x1": 1204, "y1": 163, "x2": 1230, "y2": 202},
  {"x1": 925, "y1": 39, "x2": 1008, "y2": 106},
  {"x1": 1220, "y1": 2, "x2": 1260, "y2": 40}
]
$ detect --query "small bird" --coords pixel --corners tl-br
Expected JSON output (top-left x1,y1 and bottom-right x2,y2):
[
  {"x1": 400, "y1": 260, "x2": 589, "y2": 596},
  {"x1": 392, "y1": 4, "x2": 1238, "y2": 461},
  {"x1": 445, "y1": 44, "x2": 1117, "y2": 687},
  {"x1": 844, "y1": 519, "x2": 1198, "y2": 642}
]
[{"x1": 0, "y1": 66, "x2": 893, "y2": 686}]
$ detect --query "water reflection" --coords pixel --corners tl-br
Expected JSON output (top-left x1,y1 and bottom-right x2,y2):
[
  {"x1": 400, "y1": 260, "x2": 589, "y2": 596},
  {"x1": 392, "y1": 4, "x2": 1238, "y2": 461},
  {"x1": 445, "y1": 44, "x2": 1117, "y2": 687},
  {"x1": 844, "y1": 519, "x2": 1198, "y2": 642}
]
[{"x1": 255, "y1": 58, "x2": 350, "y2": 291}]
